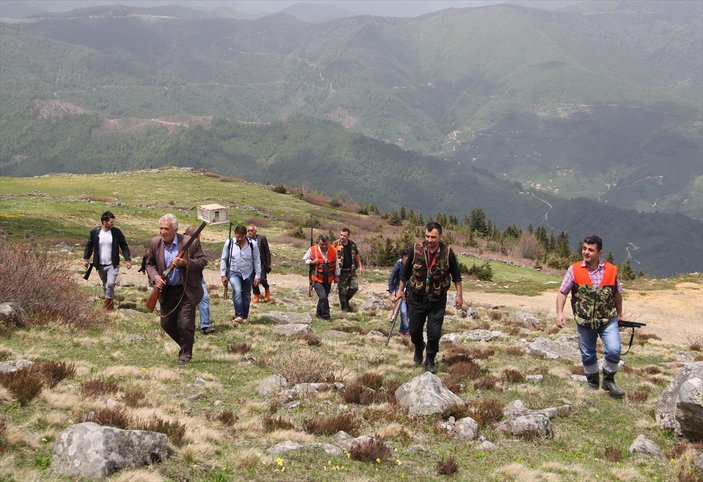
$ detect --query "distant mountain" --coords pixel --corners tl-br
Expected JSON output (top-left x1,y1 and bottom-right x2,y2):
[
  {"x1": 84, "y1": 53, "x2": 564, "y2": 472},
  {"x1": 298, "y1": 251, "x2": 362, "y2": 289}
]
[
  {"x1": 1, "y1": 1, "x2": 702, "y2": 275},
  {"x1": 282, "y1": 3, "x2": 355, "y2": 23}
]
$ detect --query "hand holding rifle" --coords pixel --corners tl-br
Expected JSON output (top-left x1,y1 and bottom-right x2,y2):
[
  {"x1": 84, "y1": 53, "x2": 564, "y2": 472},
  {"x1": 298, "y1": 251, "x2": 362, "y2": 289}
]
[{"x1": 386, "y1": 296, "x2": 403, "y2": 346}]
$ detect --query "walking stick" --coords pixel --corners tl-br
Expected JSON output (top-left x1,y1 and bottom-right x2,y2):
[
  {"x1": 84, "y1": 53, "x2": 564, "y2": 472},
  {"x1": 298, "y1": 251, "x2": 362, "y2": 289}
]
[{"x1": 386, "y1": 298, "x2": 402, "y2": 346}]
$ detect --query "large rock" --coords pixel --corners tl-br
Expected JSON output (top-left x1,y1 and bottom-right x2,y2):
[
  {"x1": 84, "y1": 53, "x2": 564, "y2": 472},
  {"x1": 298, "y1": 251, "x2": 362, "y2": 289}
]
[
  {"x1": 524, "y1": 337, "x2": 580, "y2": 362},
  {"x1": 628, "y1": 434, "x2": 666, "y2": 460},
  {"x1": 0, "y1": 359, "x2": 33, "y2": 374},
  {"x1": 496, "y1": 413, "x2": 552, "y2": 439},
  {"x1": 257, "y1": 375, "x2": 288, "y2": 397},
  {"x1": 656, "y1": 362, "x2": 703, "y2": 441},
  {"x1": 272, "y1": 324, "x2": 311, "y2": 337},
  {"x1": 507, "y1": 311, "x2": 540, "y2": 330},
  {"x1": 52, "y1": 422, "x2": 168, "y2": 480},
  {"x1": 394, "y1": 372, "x2": 465, "y2": 417},
  {"x1": 0, "y1": 302, "x2": 30, "y2": 329},
  {"x1": 442, "y1": 330, "x2": 502, "y2": 343},
  {"x1": 257, "y1": 311, "x2": 312, "y2": 325}
]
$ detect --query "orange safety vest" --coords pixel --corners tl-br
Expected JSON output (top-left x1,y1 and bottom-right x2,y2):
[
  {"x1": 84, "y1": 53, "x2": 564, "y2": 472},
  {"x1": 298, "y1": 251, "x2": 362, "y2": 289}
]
[
  {"x1": 570, "y1": 261, "x2": 618, "y2": 328},
  {"x1": 310, "y1": 244, "x2": 337, "y2": 284}
]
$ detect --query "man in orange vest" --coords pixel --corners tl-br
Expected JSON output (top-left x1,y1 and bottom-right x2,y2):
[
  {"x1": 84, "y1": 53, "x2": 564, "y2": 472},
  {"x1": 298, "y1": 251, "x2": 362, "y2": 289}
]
[
  {"x1": 556, "y1": 235, "x2": 624, "y2": 397},
  {"x1": 303, "y1": 234, "x2": 339, "y2": 320}
]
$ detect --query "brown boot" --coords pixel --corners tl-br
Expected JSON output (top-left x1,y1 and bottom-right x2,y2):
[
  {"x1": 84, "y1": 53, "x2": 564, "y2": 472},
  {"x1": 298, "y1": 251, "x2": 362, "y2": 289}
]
[
  {"x1": 253, "y1": 294, "x2": 260, "y2": 303},
  {"x1": 264, "y1": 289, "x2": 271, "y2": 302},
  {"x1": 103, "y1": 298, "x2": 114, "y2": 311}
]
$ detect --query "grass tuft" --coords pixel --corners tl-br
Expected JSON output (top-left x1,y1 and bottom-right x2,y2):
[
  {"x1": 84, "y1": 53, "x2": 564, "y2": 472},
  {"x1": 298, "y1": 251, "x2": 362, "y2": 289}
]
[
  {"x1": 466, "y1": 399, "x2": 504, "y2": 428},
  {"x1": 79, "y1": 407, "x2": 131, "y2": 429},
  {"x1": 33, "y1": 360, "x2": 75, "y2": 388},
  {"x1": 504, "y1": 368, "x2": 526, "y2": 383},
  {"x1": 303, "y1": 413, "x2": 358, "y2": 436},
  {"x1": 227, "y1": 342, "x2": 252, "y2": 354},
  {"x1": 262, "y1": 414, "x2": 294, "y2": 432},
  {"x1": 81, "y1": 378, "x2": 121, "y2": 398},
  {"x1": 0, "y1": 367, "x2": 43, "y2": 405},
  {"x1": 133, "y1": 415, "x2": 187, "y2": 447},
  {"x1": 436, "y1": 454, "x2": 459, "y2": 475},
  {"x1": 349, "y1": 435, "x2": 391, "y2": 462}
]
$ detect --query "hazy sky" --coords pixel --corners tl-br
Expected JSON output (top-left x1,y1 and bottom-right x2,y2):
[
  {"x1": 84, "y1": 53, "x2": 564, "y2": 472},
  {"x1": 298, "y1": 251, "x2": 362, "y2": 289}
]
[{"x1": 1, "y1": 0, "x2": 511, "y2": 18}]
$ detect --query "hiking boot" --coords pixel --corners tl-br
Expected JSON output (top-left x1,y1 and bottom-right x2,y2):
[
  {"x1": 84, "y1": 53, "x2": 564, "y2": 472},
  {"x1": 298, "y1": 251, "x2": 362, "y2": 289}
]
[
  {"x1": 103, "y1": 298, "x2": 114, "y2": 312},
  {"x1": 413, "y1": 346, "x2": 424, "y2": 366},
  {"x1": 264, "y1": 289, "x2": 271, "y2": 302},
  {"x1": 201, "y1": 326, "x2": 216, "y2": 334},
  {"x1": 601, "y1": 371, "x2": 625, "y2": 398},
  {"x1": 253, "y1": 294, "x2": 260, "y2": 303},
  {"x1": 585, "y1": 373, "x2": 600, "y2": 390},
  {"x1": 425, "y1": 358, "x2": 437, "y2": 374}
]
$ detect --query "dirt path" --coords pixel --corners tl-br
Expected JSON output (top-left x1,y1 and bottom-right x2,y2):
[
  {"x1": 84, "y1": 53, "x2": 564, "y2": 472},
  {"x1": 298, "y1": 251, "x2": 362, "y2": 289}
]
[{"x1": 96, "y1": 265, "x2": 702, "y2": 346}]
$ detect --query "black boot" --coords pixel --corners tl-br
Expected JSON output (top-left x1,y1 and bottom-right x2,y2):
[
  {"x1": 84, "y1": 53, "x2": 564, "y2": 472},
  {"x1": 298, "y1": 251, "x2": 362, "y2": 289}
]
[
  {"x1": 340, "y1": 299, "x2": 348, "y2": 311},
  {"x1": 601, "y1": 371, "x2": 625, "y2": 398},
  {"x1": 585, "y1": 373, "x2": 600, "y2": 390},
  {"x1": 424, "y1": 357, "x2": 436, "y2": 374},
  {"x1": 413, "y1": 344, "x2": 424, "y2": 366}
]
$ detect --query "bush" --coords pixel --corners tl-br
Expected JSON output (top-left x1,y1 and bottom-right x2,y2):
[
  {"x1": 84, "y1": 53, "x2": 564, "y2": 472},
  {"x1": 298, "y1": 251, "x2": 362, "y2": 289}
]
[
  {"x1": 349, "y1": 435, "x2": 391, "y2": 462},
  {"x1": 262, "y1": 415, "x2": 294, "y2": 432},
  {"x1": 0, "y1": 367, "x2": 43, "y2": 405},
  {"x1": 33, "y1": 360, "x2": 75, "y2": 388},
  {"x1": 436, "y1": 455, "x2": 459, "y2": 475},
  {"x1": 79, "y1": 407, "x2": 131, "y2": 429},
  {"x1": 133, "y1": 415, "x2": 186, "y2": 447},
  {"x1": 303, "y1": 413, "x2": 358, "y2": 436},
  {"x1": 81, "y1": 379, "x2": 121, "y2": 398},
  {"x1": 467, "y1": 261, "x2": 493, "y2": 281},
  {"x1": 466, "y1": 398, "x2": 505, "y2": 428},
  {"x1": 0, "y1": 242, "x2": 105, "y2": 327},
  {"x1": 272, "y1": 183, "x2": 287, "y2": 194},
  {"x1": 266, "y1": 349, "x2": 343, "y2": 385}
]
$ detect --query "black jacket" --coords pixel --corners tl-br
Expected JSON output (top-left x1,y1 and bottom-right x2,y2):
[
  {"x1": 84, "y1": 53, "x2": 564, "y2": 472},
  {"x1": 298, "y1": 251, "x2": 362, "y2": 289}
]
[{"x1": 83, "y1": 226, "x2": 131, "y2": 268}]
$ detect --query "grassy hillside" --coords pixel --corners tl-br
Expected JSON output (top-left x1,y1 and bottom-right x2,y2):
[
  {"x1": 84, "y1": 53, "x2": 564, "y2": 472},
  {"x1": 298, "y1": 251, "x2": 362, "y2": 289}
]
[{"x1": 1, "y1": 171, "x2": 702, "y2": 481}]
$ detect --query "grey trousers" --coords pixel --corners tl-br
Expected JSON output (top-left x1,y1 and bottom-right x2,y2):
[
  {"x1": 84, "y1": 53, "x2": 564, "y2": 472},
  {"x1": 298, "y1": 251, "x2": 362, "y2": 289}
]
[{"x1": 98, "y1": 265, "x2": 119, "y2": 299}]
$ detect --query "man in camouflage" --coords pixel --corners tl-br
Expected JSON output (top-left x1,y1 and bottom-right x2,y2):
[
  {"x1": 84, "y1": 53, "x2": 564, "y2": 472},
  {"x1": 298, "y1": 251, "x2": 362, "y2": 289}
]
[
  {"x1": 333, "y1": 227, "x2": 363, "y2": 312},
  {"x1": 556, "y1": 235, "x2": 625, "y2": 397},
  {"x1": 395, "y1": 222, "x2": 463, "y2": 374}
]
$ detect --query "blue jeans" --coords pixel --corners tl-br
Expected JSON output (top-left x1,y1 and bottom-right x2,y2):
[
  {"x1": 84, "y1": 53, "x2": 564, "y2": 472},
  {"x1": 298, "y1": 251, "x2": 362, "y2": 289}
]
[
  {"x1": 577, "y1": 317, "x2": 621, "y2": 375},
  {"x1": 399, "y1": 299, "x2": 409, "y2": 334},
  {"x1": 198, "y1": 278, "x2": 210, "y2": 328},
  {"x1": 228, "y1": 273, "x2": 253, "y2": 319}
]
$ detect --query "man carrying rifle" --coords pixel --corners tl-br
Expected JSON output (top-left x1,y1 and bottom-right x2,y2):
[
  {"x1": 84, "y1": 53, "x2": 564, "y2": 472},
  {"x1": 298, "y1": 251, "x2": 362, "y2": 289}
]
[
  {"x1": 83, "y1": 211, "x2": 132, "y2": 311},
  {"x1": 304, "y1": 234, "x2": 339, "y2": 320},
  {"x1": 394, "y1": 222, "x2": 463, "y2": 374},
  {"x1": 145, "y1": 214, "x2": 207, "y2": 365},
  {"x1": 556, "y1": 235, "x2": 625, "y2": 397}
]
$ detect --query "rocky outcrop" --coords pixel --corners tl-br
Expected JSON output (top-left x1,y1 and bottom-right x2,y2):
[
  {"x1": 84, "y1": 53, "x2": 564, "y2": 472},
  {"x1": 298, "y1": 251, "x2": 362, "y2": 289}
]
[
  {"x1": 52, "y1": 422, "x2": 168, "y2": 480},
  {"x1": 656, "y1": 362, "x2": 703, "y2": 442},
  {"x1": 394, "y1": 372, "x2": 465, "y2": 417}
]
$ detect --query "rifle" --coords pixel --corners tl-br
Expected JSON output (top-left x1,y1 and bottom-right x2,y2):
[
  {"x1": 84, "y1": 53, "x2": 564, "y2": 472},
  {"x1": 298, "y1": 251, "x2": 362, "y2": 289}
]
[
  {"x1": 619, "y1": 320, "x2": 647, "y2": 355},
  {"x1": 83, "y1": 264, "x2": 93, "y2": 280},
  {"x1": 385, "y1": 298, "x2": 402, "y2": 346},
  {"x1": 308, "y1": 228, "x2": 314, "y2": 297},
  {"x1": 145, "y1": 221, "x2": 207, "y2": 313}
]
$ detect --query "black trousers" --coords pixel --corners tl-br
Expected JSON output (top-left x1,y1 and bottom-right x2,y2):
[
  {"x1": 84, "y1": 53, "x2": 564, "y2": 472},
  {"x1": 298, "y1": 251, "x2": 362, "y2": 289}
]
[
  {"x1": 407, "y1": 293, "x2": 447, "y2": 360},
  {"x1": 252, "y1": 269, "x2": 269, "y2": 294},
  {"x1": 312, "y1": 281, "x2": 332, "y2": 319},
  {"x1": 160, "y1": 285, "x2": 196, "y2": 360}
]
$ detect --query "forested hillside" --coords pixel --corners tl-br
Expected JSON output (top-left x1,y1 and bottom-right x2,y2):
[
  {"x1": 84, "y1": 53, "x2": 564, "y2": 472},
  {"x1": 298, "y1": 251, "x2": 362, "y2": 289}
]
[{"x1": 0, "y1": 1, "x2": 701, "y2": 275}]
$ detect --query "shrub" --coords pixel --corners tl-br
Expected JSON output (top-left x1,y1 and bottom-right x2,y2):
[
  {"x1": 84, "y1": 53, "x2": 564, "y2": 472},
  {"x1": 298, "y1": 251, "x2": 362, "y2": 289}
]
[
  {"x1": 468, "y1": 347, "x2": 495, "y2": 360},
  {"x1": 81, "y1": 379, "x2": 121, "y2": 398},
  {"x1": 447, "y1": 361, "x2": 481, "y2": 381},
  {"x1": 441, "y1": 404, "x2": 470, "y2": 420},
  {"x1": 79, "y1": 407, "x2": 131, "y2": 429},
  {"x1": 467, "y1": 261, "x2": 493, "y2": 281},
  {"x1": 349, "y1": 436, "x2": 391, "y2": 462},
  {"x1": 272, "y1": 183, "x2": 287, "y2": 194},
  {"x1": 292, "y1": 332, "x2": 321, "y2": 346},
  {"x1": 122, "y1": 389, "x2": 149, "y2": 408},
  {"x1": 266, "y1": 349, "x2": 343, "y2": 385},
  {"x1": 604, "y1": 445, "x2": 623, "y2": 462},
  {"x1": 436, "y1": 455, "x2": 459, "y2": 475},
  {"x1": 303, "y1": 413, "x2": 358, "y2": 436},
  {"x1": 133, "y1": 416, "x2": 186, "y2": 447},
  {"x1": 227, "y1": 342, "x2": 252, "y2": 354},
  {"x1": 628, "y1": 386, "x2": 651, "y2": 403},
  {"x1": 0, "y1": 367, "x2": 43, "y2": 405},
  {"x1": 466, "y1": 399, "x2": 504, "y2": 428},
  {"x1": 0, "y1": 242, "x2": 105, "y2": 327},
  {"x1": 503, "y1": 369, "x2": 526, "y2": 383},
  {"x1": 262, "y1": 415, "x2": 294, "y2": 432},
  {"x1": 33, "y1": 360, "x2": 75, "y2": 388},
  {"x1": 217, "y1": 411, "x2": 238, "y2": 427},
  {"x1": 473, "y1": 375, "x2": 498, "y2": 391}
]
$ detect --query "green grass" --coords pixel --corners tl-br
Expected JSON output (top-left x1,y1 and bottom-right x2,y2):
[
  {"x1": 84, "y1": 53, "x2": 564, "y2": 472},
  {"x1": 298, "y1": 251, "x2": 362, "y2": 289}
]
[
  {"x1": 458, "y1": 255, "x2": 561, "y2": 296},
  {"x1": 0, "y1": 168, "x2": 699, "y2": 481}
]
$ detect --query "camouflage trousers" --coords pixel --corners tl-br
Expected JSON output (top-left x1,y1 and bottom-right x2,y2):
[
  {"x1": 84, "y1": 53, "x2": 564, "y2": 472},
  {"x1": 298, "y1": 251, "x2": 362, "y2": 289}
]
[{"x1": 337, "y1": 271, "x2": 358, "y2": 302}]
